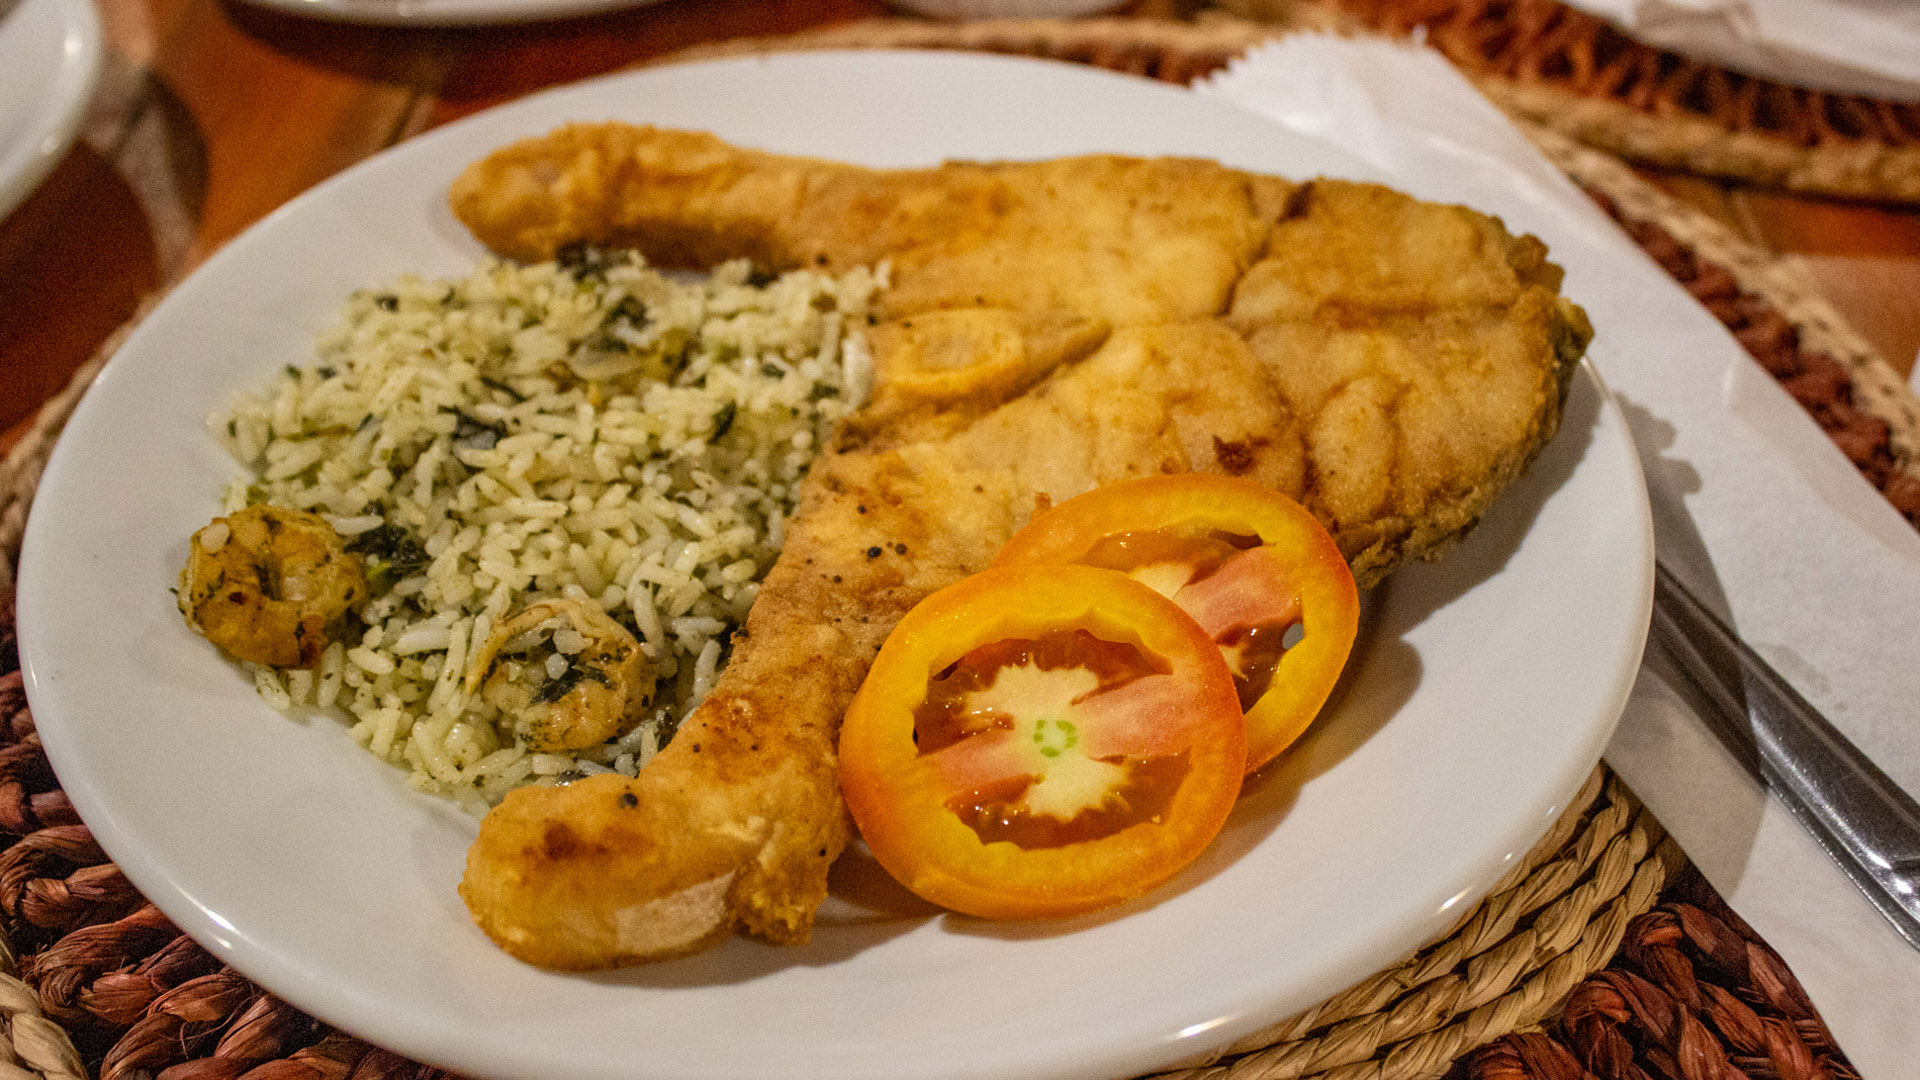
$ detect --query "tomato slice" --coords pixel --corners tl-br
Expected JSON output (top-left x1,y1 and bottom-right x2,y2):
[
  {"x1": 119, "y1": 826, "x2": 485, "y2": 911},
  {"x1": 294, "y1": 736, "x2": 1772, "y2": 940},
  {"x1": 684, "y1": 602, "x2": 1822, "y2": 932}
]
[
  {"x1": 839, "y1": 566, "x2": 1245, "y2": 920},
  {"x1": 993, "y1": 474, "x2": 1359, "y2": 773}
]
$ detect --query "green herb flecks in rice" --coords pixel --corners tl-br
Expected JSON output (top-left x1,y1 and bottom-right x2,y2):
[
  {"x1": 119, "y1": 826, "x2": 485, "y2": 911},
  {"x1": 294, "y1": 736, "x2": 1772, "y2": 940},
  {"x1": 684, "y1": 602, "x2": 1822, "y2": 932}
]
[{"x1": 209, "y1": 251, "x2": 880, "y2": 815}]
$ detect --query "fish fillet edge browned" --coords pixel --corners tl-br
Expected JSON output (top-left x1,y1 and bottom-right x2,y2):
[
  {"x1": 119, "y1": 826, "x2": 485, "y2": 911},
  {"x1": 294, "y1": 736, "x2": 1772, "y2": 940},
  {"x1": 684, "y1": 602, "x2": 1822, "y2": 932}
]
[{"x1": 450, "y1": 123, "x2": 1594, "y2": 969}]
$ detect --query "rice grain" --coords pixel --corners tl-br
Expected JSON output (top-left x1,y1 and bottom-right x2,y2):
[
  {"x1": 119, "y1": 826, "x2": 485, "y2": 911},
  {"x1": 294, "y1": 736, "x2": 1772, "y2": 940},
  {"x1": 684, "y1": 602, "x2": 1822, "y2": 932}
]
[{"x1": 207, "y1": 251, "x2": 877, "y2": 807}]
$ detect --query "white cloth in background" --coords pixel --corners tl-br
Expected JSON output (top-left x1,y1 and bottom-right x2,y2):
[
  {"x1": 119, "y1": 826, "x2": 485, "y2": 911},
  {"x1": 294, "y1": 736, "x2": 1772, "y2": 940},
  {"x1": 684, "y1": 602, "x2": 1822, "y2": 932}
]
[{"x1": 1203, "y1": 37, "x2": 1920, "y2": 1078}]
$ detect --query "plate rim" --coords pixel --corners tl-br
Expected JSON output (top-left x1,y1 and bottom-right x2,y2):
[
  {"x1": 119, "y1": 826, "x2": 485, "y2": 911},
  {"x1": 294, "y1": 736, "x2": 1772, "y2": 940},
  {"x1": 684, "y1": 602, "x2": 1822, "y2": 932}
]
[{"x1": 17, "y1": 49, "x2": 1654, "y2": 1080}]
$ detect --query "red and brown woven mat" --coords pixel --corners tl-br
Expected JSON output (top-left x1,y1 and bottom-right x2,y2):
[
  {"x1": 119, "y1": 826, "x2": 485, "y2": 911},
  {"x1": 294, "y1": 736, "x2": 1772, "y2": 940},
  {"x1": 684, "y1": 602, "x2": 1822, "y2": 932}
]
[
  {"x1": 1471, "y1": 871, "x2": 1864, "y2": 1080},
  {"x1": 1218, "y1": 0, "x2": 1920, "y2": 204},
  {"x1": 0, "y1": 17, "x2": 1900, "y2": 1080},
  {"x1": 1551, "y1": 131, "x2": 1920, "y2": 525}
]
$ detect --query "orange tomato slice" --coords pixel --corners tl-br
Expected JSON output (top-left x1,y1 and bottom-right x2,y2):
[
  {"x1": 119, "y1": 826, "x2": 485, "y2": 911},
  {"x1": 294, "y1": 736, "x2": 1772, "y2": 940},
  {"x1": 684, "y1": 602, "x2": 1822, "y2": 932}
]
[
  {"x1": 993, "y1": 474, "x2": 1359, "y2": 773},
  {"x1": 839, "y1": 566, "x2": 1246, "y2": 920}
]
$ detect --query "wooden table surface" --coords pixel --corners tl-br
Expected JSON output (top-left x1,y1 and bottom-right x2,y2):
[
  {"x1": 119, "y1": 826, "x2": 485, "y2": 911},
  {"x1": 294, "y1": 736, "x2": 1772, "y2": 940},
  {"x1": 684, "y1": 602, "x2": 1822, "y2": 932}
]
[{"x1": 3, "y1": 0, "x2": 1919, "y2": 462}]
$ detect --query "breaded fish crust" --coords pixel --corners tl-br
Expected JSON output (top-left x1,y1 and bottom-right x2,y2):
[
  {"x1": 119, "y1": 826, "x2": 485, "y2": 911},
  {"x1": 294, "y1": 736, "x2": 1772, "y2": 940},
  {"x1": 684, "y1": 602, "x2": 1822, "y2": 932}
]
[{"x1": 450, "y1": 124, "x2": 1593, "y2": 969}]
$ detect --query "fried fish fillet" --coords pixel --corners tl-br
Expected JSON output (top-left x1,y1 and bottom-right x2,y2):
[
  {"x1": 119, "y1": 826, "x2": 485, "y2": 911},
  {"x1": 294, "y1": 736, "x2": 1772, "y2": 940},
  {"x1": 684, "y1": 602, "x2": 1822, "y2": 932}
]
[{"x1": 451, "y1": 124, "x2": 1592, "y2": 968}]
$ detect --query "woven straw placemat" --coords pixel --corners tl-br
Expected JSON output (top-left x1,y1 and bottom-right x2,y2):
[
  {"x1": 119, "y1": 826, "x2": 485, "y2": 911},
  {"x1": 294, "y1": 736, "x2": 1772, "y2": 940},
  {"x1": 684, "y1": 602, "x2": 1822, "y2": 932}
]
[
  {"x1": 1220, "y1": 0, "x2": 1920, "y2": 205},
  {"x1": 0, "y1": 16, "x2": 1888, "y2": 1080}
]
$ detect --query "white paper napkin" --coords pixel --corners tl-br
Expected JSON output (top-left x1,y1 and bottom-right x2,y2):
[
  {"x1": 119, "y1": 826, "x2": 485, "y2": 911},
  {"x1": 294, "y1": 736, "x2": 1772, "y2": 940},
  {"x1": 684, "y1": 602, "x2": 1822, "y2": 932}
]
[
  {"x1": 1203, "y1": 37, "x2": 1920, "y2": 1078},
  {"x1": 1560, "y1": 0, "x2": 1920, "y2": 101}
]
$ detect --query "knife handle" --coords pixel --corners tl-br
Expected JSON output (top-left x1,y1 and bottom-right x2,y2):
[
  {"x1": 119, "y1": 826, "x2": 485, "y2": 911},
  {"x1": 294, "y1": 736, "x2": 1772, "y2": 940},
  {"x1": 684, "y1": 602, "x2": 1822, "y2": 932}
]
[{"x1": 1649, "y1": 561, "x2": 1920, "y2": 952}]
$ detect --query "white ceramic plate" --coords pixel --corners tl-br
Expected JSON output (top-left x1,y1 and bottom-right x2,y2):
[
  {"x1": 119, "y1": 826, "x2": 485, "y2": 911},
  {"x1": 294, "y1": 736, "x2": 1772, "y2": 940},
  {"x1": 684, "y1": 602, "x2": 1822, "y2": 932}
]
[
  {"x1": 236, "y1": 0, "x2": 659, "y2": 28},
  {"x1": 17, "y1": 52, "x2": 1652, "y2": 1080},
  {"x1": 0, "y1": 0, "x2": 102, "y2": 221}
]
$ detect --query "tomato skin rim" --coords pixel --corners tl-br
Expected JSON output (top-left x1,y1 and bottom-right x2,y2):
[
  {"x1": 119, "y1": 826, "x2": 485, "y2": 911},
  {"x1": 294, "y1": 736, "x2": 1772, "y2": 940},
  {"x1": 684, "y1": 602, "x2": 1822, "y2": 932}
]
[
  {"x1": 991, "y1": 474, "x2": 1359, "y2": 774},
  {"x1": 838, "y1": 565, "x2": 1246, "y2": 921}
]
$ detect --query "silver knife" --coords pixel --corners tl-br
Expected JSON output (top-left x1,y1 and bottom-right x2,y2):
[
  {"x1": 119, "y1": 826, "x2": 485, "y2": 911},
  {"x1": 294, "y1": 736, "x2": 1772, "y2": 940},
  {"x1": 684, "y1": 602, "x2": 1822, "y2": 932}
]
[{"x1": 1648, "y1": 560, "x2": 1920, "y2": 950}]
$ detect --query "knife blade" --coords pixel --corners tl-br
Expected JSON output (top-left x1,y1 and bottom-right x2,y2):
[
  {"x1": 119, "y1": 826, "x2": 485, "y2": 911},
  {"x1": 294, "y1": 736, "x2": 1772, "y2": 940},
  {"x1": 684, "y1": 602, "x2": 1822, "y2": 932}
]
[{"x1": 1648, "y1": 560, "x2": 1920, "y2": 951}]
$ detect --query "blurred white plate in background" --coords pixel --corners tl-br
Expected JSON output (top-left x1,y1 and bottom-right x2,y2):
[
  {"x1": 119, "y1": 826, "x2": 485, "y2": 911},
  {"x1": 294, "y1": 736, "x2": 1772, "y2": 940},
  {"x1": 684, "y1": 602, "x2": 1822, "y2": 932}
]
[
  {"x1": 234, "y1": 0, "x2": 661, "y2": 28},
  {"x1": 1561, "y1": 0, "x2": 1920, "y2": 101},
  {"x1": 0, "y1": 0, "x2": 102, "y2": 221}
]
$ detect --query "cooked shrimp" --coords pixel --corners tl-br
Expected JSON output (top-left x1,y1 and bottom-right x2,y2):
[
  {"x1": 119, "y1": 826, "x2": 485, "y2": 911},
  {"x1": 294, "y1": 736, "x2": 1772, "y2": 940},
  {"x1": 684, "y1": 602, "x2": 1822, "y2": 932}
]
[
  {"x1": 178, "y1": 505, "x2": 368, "y2": 669},
  {"x1": 465, "y1": 598, "x2": 655, "y2": 752}
]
